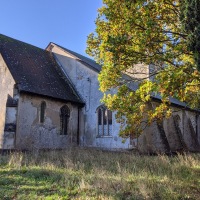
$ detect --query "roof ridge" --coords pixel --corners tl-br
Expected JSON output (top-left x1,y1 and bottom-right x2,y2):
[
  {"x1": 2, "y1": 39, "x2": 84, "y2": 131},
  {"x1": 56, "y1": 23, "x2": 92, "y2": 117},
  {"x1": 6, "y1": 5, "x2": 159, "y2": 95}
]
[{"x1": 51, "y1": 42, "x2": 95, "y2": 62}]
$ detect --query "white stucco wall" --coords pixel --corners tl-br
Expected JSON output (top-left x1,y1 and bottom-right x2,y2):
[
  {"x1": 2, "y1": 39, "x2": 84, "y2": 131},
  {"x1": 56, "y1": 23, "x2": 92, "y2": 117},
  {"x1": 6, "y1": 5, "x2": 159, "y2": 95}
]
[{"x1": 50, "y1": 45, "x2": 131, "y2": 149}]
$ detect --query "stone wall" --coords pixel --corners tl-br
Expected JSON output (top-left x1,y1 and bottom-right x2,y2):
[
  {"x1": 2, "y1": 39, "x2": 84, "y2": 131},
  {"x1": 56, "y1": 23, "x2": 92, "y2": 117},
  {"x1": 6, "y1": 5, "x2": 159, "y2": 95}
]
[
  {"x1": 15, "y1": 93, "x2": 79, "y2": 150},
  {"x1": 0, "y1": 54, "x2": 16, "y2": 148}
]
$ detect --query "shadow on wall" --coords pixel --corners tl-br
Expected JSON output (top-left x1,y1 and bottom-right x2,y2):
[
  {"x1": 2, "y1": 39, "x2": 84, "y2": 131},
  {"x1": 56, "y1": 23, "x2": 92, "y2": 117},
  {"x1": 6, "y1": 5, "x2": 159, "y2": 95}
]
[
  {"x1": 137, "y1": 108, "x2": 200, "y2": 154},
  {"x1": 2, "y1": 95, "x2": 17, "y2": 150}
]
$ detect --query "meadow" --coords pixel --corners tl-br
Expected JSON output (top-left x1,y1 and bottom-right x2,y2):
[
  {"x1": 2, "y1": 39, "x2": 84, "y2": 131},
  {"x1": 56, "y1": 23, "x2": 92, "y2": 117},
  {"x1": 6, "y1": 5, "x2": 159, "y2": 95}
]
[{"x1": 0, "y1": 148, "x2": 200, "y2": 200}]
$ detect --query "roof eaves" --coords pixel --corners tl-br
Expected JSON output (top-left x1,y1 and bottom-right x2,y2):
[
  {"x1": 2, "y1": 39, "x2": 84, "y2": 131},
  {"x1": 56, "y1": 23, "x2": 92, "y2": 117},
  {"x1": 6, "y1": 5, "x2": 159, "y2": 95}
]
[
  {"x1": 52, "y1": 54, "x2": 85, "y2": 104},
  {"x1": 0, "y1": 34, "x2": 84, "y2": 105},
  {"x1": 19, "y1": 90, "x2": 85, "y2": 106},
  {"x1": 49, "y1": 52, "x2": 84, "y2": 104},
  {"x1": 151, "y1": 96, "x2": 200, "y2": 113},
  {"x1": 50, "y1": 42, "x2": 81, "y2": 60},
  {"x1": 78, "y1": 60, "x2": 100, "y2": 73}
]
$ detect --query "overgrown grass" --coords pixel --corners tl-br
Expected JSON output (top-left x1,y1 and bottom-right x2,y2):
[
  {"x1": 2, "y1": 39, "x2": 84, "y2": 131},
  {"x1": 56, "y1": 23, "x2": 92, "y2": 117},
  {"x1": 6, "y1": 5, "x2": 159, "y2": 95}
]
[{"x1": 0, "y1": 148, "x2": 200, "y2": 200}]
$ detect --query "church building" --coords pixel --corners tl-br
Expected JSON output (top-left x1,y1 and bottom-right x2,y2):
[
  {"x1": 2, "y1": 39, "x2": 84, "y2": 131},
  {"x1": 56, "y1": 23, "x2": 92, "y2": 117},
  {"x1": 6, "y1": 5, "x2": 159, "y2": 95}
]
[{"x1": 0, "y1": 34, "x2": 200, "y2": 153}]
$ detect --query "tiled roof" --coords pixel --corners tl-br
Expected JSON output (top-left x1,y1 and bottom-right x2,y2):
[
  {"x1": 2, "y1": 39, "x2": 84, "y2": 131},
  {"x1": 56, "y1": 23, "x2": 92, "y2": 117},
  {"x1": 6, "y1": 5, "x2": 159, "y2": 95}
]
[
  {"x1": 0, "y1": 34, "x2": 84, "y2": 104},
  {"x1": 51, "y1": 43, "x2": 102, "y2": 72},
  {"x1": 126, "y1": 75, "x2": 192, "y2": 109}
]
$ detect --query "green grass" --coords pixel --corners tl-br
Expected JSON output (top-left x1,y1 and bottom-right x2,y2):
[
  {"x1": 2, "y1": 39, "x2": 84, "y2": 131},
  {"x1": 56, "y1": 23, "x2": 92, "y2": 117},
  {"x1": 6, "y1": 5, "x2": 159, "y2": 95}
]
[{"x1": 0, "y1": 148, "x2": 200, "y2": 200}]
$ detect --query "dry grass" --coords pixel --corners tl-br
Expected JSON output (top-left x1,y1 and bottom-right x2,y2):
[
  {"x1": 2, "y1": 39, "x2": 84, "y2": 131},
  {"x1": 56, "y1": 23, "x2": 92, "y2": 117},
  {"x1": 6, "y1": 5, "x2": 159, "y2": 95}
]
[{"x1": 0, "y1": 148, "x2": 200, "y2": 199}]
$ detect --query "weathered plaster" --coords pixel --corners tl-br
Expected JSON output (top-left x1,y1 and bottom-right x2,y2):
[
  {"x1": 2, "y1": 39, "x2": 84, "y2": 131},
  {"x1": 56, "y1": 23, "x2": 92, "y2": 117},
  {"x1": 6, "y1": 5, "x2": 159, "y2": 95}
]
[{"x1": 16, "y1": 93, "x2": 79, "y2": 150}]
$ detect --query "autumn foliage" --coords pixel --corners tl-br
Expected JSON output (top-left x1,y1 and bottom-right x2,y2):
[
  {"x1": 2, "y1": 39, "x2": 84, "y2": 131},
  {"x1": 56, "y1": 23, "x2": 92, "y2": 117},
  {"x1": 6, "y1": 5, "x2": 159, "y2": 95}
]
[{"x1": 86, "y1": 0, "x2": 200, "y2": 137}]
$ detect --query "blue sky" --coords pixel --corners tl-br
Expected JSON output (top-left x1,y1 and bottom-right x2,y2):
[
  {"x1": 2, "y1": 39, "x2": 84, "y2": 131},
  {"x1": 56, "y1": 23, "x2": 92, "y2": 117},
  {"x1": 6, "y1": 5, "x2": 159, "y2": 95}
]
[{"x1": 0, "y1": 0, "x2": 102, "y2": 57}]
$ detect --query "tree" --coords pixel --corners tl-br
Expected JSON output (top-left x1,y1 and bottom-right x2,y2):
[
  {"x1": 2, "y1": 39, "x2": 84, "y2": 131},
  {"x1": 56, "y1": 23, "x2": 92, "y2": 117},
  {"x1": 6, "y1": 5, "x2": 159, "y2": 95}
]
[
  {"x1": 86, "y1": 0, "x2": 200, "y2": 137},
  {"x1": 180, "y1": 0, "x2": 200, "y2": 70}
]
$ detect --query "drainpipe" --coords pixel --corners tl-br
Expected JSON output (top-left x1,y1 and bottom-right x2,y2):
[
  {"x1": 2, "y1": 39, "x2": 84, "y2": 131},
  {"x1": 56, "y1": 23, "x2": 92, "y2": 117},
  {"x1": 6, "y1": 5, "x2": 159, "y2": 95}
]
[
  {"x1": 77, "y1": 107, "x2": 80, "y2": 145},
  {"x1": 13, "y1": 84, "x2": 20, "y2": 150}
]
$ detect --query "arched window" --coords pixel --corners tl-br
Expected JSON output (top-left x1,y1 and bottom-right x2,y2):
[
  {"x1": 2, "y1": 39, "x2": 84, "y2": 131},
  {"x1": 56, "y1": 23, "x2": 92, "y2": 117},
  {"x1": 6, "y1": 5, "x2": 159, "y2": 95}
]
[
  {"x1": 40, "y1": 101, "x2": 46, "y2": 123},
  {"x1": 97, "y1": 105, "x2": 112, "y2": 136},
  {"x1": 60, "y1": 105, "x2": 70, "y2": 135}
]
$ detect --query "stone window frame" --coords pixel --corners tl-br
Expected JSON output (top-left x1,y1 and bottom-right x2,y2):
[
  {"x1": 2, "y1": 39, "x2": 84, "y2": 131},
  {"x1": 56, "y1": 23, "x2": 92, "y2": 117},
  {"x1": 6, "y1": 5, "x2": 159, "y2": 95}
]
[
  {"x1": 60, "y1": 105, "x2": 70, "y2": 135},
  {"x1": 40, "y1": 101, "x2": 46, "y2": 123},
  {"x1": 96, "y1": 105, "x2": 112, "y2": 137}
]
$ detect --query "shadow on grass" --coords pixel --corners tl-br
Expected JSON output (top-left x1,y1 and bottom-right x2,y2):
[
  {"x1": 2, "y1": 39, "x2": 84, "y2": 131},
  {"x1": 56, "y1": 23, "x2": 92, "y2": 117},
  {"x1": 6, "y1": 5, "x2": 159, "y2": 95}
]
[
  {"x1": 0, "y1": 150, "x2": 200, "y2": 199},
  {"x1": 0, "y1": 167, "x2": 152, "y2": 200},
  {"x1": 0, "y1": 168, "x2": 76, "y2": 199},
  {"x1": 0, "y1": 168, "x2": 121, "y2": 200}
]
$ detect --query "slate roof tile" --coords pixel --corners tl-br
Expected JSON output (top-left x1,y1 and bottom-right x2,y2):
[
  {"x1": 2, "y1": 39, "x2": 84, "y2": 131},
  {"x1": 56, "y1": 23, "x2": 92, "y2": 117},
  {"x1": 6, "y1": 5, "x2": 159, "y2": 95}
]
[{"x1": 0, "y1": 34, "x2": 83, "y2": 104}]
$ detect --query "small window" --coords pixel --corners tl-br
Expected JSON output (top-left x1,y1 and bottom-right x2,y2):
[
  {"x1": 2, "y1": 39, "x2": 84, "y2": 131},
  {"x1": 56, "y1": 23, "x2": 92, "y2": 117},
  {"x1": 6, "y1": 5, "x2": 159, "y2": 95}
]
[
  {"x1": 60, "y1": 105, "x2": 70, "y2": 135},
  {"x1": 97, "y1": 105, "x2": 112, "y2": 136},
  {"x1": 40, "y1": 101, "x2": 46, "y2": 123}
]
